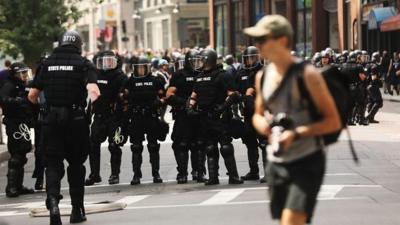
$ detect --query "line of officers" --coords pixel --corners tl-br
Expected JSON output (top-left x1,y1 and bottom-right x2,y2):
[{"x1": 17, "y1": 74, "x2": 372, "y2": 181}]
[
  {"x1": 310, "y1": 48, "x2": 384, "y2": 126},
  {"x1": 0, "y1": 31, "x2": 267, "y2": 224}
]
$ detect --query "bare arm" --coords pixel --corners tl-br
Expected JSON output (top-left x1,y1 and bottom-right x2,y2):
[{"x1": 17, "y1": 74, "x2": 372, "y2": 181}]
[
  {"x1": 294, "y1": 65, "x2": 341, "y2": 138},
  {"x1": 252, "y1": 71, "x2": 270, "y2": 137},
  {"x1": 189, "y1": 92, "x2": 197, "y2": 106},
  {"x1": 28, "y1": 88, "x2": 40, "y2": 104},
  {"x1": 166, "y1": 87, "x2": 177, "y2": 98}
]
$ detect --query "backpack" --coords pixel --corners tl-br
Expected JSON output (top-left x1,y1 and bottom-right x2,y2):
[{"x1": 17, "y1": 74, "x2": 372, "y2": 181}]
[{"x1": 296, "y1": 64, "x2": 359, "y2": 163}]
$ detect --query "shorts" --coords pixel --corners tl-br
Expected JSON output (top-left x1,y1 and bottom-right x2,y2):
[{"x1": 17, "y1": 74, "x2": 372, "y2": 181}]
[{"x1": 266, "y1": 150, "x2": 325, "y2": 224}]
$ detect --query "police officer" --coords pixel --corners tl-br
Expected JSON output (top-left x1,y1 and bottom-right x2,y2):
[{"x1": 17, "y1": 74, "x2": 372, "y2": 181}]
[
  {"x1": 366, "y1": 65, "x2": 383, "y2": 123},
  {"x1": 85, "y1": 51, "x2": 128, "y2": 186},
  {"x1": 0, "y1": 62, "x2": 35, "y2": 198},
  {"x1": 28, "y1": 30, "x2": 100, "y2": 225},
  {"x1": 187, "y1": 48, "x2": 243, "y2": 185},
  {"x1": 32, "y1": 57, "x2": 49, "y2": 191},
  {"x1": 166, "y1": 49, "x2": 205, "y2": 184},
  {"x1": 340, "y1": 52, "x2": 367, "y2": 126},
  {"x1": 233, "y1": 46, "x2": 267, "y2": 182},
  {"x1": 123, "y1": 57, "x2": 165, "y2": 185}
]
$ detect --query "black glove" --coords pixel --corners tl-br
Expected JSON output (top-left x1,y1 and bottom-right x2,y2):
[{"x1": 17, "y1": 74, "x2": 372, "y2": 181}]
[
  {"x1": 166, "y1": 95, "x2": 186, "y2": 107},
  {"x1": 186, "y1": 104, "x2": 199, "y2": 117}
]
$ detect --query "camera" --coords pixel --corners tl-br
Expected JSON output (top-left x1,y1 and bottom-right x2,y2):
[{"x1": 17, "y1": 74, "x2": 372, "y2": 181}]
[{"x1": 269, "y1": 113, "x2": 294, "y2": 157}]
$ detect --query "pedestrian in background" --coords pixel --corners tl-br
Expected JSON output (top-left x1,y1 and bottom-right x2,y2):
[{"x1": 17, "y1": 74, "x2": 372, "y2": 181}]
[{"x1": 245, "y1": 15, "x2": 341, "y2": 225}]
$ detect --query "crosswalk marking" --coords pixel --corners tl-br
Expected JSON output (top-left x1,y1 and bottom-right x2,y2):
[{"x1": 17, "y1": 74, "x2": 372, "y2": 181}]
[
  {"x1": 116, "y1": 195, "x2": 149, "y2": 205},
  {"x1": 0, "y1": 184, "x2": 382, "y2": 217},
  {"x1": 200, "y1": 189, "x2": 245, "y2": 205}
]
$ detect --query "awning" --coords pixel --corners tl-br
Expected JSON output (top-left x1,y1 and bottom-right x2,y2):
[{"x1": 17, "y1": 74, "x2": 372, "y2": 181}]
[
  {"x1": 381, "y1": 14, "x2": 400, "y2": 32},
  {"x1": 368, "y1": 7, "x2": 397, "y2": 30}
]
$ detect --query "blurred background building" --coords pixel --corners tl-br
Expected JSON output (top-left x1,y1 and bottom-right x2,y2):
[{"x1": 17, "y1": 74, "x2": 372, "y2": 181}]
[
  {"x1": 209, "y1": 0, "x2": 400, "y2": 57},
  {"x1": 67, "y1": 0, "x2": 209, "y2": 55}
]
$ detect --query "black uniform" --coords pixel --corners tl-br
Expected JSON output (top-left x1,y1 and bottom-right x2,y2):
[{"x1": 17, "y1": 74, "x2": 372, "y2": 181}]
[
  {"x1": 234, "y1": 63, "x2": 267, "y2": 180},
  {"x1": 0, "y1": 67, "x2": 35, "y2": 198},
  {"x1": 340, "y1": 61, "x2": 367, "y2": 125},
  {"x1": 192, "y1": 66, "x2": 242, "y2": 185},
  {"x1": 168, "y1": 67, "x2": 202, "y2": 183},
  {"x1": 125, "y1": 73, "x2": 165, "y2": 185},
  {"x1": 33, "y1": 45, "x2": 97, "y2": 224},
  {"x1": 366, "y1": 65, "x2": 383, "y2": 122},
  {"x1": 86, "y1": 68, "x2": 127, "y2": 185}
]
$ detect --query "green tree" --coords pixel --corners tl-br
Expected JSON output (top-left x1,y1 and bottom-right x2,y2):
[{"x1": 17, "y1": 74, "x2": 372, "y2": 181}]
[{"x1": 0, "y1": 0, "x2": 82, "y2": 68}]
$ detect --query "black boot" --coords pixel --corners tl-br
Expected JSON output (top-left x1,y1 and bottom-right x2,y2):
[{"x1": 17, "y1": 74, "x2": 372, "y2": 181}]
[
  {"x1": 108, "y1": 175, "x2": 119, "y2": 185},
  {"x1": 86, "y1": 143, "x2": 101, "y2": 186},
  {"x1": 148, "y1": 143, "x2": 163, "y2": 183},
  {"x1": 130, "y1": 174, "x2": 141, "y2": 185},
  {"x1": 176, "y1": 145, "x2": 189, "y2": 184},
  {"x1": 241, "y1": 172, "x2": 260, "y2": 181},
  {"x1": 70, "y1": 203, "x2": 87, "y2": 223},
  {"x1": 109, "y1": 145, "x2": 122, "y2": 185},
  {"x1": 35, "y1": 176, "x2": 44, "y2": 190},
  {"x1": 221, "y1": 145, "x2": 243, "y2": 185},
  {"x1": 205, "y1": 146, "x2": 219, "y2": 186},
  {"x1": 46, "y1": 196, "x2": 62, "y2": 225},
  {"x1": 84, "y1": 174, "x2": 101, "y2": 186},
  {"x1": 197, "y1": 146, "x2": 207, "y2": 183},
  {"x1": 131, "y1": 144, "x2": 143, "y2": 185}
]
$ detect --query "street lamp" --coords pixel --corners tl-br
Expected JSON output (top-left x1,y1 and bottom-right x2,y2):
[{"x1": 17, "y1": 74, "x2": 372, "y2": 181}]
[
  {"x1": 132, "y1": 10, "x2": 141, "y2": 19},
  {"x1": 155, "y1": 8, "x2": 162, "y2": 14},
  {"x1": 173, "y1": 3, "x2": 180, "y2": 14}
]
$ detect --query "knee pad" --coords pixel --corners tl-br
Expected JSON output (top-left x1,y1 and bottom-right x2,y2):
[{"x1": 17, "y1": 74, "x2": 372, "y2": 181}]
[
  {"x1": 8, "y1": 154, "x2": 27, "y2": 168},
  {"x1": 109, "y1": 143, "x2": 122, "y2": 154},
  {"x1": 131, "y1": 143, "x2": 143, "y2": 154},
  {"x1": 147, "y1": 143, "x2": 160, "y2": 154},
  {"x1": 205, "y1": 144, "x2": 218, "y2": 157},
  {"x1": 220, "y1": 144, "x2": 234, "y2": 158},
  {"x1": 175, "y1": 141, "x2": 189, "y2": 152}
]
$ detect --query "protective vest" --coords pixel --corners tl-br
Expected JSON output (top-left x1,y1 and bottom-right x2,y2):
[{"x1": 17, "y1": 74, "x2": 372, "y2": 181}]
[
  {"x1": 40, "y1": 47, "x2": 88, "y2": 107},
  {"x1": 93, "y1": 69, "x2": 126, "y2": 115},
  {"x1": 126, "y1": 73, "x2": 162, "y2": 107},
  {"x1": 194, "y1": 68, "x2": 226, "y2": 110}
]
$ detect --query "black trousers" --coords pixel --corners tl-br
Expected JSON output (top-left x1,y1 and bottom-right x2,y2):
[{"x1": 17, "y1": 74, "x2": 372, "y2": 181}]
[
  {"x1": 129, "y1": 115, "x2": 161, "y2": 177},
  {"x1": 4, "y1": 118, "x2": 32, "y2": 192},
  {"x1": 171, "y1": 112, "x2": 200, "y2": 176},
  {"x1": 32, "y1": 121, "x2": 45, "y2": 180},
  {"x1": 197, "y1": 114, "x2": 239, "y2": 179},
  {"x1": 42, "y1": 108, "x2": 89, "y2": 206},
  {"x1": 88, "y1": 114, "x2": 127, "y2": 177}
]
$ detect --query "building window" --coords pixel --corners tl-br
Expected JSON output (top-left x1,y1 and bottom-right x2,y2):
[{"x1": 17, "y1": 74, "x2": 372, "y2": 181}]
[
  {"x1": 187, "y1": 0, "x2": 207, "y2": 3},
  {"x1": 295, "y1": 0, "x2": 312, "y2": 56},
  {"x1": 147, "y1": 22, "x2": 153, "y2": 49},
  {"x1": 147, "y1": 0, "x2": 151, "y2": 7},
  {"x1": 233, "y1": 0, "x2": 246, "y2": 57},
  {"x1": 154, "y1": 0, "x2": 157, "y2": 6},
  {"x1": 215, "y1": 3, "x2": 228, "y2": 55},
  {"x1": 253, "y1": 0, "x2": 265, "y2": 23},
  {"x1": 161, "y1": 0, "x2": 165, "y2": 4},
  {"x1": 272, "y1": 0, "x2": 287, "y2": 16},
  {"x1": 162, "y1": 19, "x2": 170, "y2": 49}
]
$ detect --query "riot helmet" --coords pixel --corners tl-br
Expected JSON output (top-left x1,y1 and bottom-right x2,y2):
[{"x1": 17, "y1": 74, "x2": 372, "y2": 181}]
[
  {"x1": 371, "y1": 52, "x2": 380, "y2": 62},
  {"x1": 242, "y1": 46, "x2": 260, "y2": 69},
  {"x1": 94, "y1": 50, "x2": 118, "y2": 71},
  {"x1": 188, "y1": 49, "x2": 202, "y2": 71},
  {"x1": 199, "y1": 49, "x2": 218, "y2": 71},
  {"x1": 59, "y1": 30, "x2": 83, "y2": 53},
  {"x1": 217, "y1": 54, "x2": 224, "y2": 65},
  {"x1": 348, "y1": 51, "x2": 357, "y2": 62},
  {"x1": 132, "y1": 57, "x2": 151, "y2": 77},
  {"x1": 10, "y1": 62, "x2": 30, "y2": 82},
  {"x1": 175, "y1": 55, "x2": 186, "y2": 71},
  {"x1": 224, "y1": 55, "x2": 234, "y2": 66}
]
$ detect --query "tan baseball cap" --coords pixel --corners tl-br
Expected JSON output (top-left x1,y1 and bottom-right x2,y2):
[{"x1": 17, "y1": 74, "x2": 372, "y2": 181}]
[{"x1": 243, "y1": 14, "x2": 293, "y2": 38}]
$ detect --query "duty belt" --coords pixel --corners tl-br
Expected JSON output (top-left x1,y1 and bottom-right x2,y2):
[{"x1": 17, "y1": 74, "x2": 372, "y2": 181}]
[{"x1": 131, "y1": 106, "x2": 157, "y2": 117}]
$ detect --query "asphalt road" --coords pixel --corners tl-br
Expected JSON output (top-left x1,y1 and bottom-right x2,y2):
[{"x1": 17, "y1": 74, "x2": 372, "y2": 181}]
[{"x1": 0, "y1": 98, "x2": 399, "y2": 225}]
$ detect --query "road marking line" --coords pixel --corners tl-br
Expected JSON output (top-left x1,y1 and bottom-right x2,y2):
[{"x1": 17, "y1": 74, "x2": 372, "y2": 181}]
[
  {"x1": 116, "y1": 195, "x2": 149, "y2": 205},
  {"x1": 200, "y1": 189, "x2": 245, "y2": 205},
  {"x1": 15, "y1": 202, "x2": 44, "y2": 209}
]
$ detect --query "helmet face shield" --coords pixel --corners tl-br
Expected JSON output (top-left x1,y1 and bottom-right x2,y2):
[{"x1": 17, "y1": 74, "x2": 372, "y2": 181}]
[
  {"x1": 96, "y1": 56, "x2": 118, "y2": 71},
  {"x1": 242, "y1": 54, "x2": 260, "y2": 68},
  {"x1": 190, "y1": 57, "x2": 203, "y2": 71},
  {"x1": 16, "y1": 69, "x2": 31, "y2": 81},
  {"x1": 132, "y1": 63, "x2": 151, "y2": 77}
]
